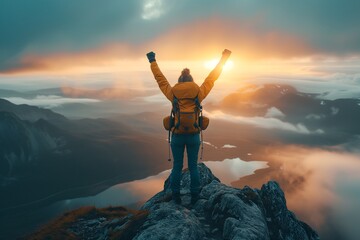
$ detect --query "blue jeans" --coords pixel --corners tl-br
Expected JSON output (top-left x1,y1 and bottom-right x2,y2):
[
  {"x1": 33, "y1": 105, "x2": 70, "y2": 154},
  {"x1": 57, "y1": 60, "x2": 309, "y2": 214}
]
[{"x1": 170, "y1": 133, "x2": 201, "y2": 195}]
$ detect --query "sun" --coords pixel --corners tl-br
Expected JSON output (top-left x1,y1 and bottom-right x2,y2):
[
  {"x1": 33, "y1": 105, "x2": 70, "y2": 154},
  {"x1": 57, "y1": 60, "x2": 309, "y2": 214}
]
[{"x1": 204, "y1": 59, "x2": 234, "y2": 71}]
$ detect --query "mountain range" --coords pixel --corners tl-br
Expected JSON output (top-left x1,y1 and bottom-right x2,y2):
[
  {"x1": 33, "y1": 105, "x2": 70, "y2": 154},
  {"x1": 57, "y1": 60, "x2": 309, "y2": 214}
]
[
  {"x1": 207, "y1": 83, "x2": 360, "y2": 145},
  {"x1": 0, "y1": 98, "x2": 167, "y2": 210},
  {"x1": 2, "y1": 83, "x2": 360, "y2": 209}
]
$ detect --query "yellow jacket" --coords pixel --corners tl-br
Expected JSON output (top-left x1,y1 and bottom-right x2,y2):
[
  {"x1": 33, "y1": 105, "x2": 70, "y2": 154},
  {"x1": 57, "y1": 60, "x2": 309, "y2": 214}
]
[{"x1": 150, "y1": 61, "x2": 225, "y2": 112}]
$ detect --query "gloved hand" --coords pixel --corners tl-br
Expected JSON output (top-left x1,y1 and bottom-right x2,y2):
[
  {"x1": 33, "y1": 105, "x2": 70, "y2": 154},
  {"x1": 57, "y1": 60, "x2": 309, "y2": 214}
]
[
  {"x1": 146, "y1": 51, "x2": 156, "y2": 63},
  {"x1": 222, "y1": 49, "x2": 232, "y2": 59},
  {"x1": 219, "y1": 49, "x2": 231, "y2": 64}
]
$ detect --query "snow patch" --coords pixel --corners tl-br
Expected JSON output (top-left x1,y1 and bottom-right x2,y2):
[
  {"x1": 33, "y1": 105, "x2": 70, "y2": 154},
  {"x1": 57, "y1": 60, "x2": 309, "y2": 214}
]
[
  {"x1": 222, "y1": 144, "x2": 237, "y2": 149},
  {"x1": 331, "y1": 107, "x2": 339, "y2": 115},
  {"x1": 264, "y1": 107, "x2": 285, "y2": 118},
  {"x1": 203, "y1": 141, "x2": 218, "y2": 149},
  {"x1": 306, "y1": 114, "x2": 325, "y2": 120}
]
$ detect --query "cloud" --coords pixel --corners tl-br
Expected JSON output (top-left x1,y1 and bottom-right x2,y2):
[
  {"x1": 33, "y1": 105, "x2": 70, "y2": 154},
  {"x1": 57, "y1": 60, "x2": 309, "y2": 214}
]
[
  {"x1": 323, "y1": 73, "x2": 360, "y2": 84},
  {"x1": 4, "y1": 95, "x2": 100, "y2": 108},
  {"x1": 2, "y1": 0, "x2": 360, "y2": 73},
  {"x1": 0, "y1": 17, "x2": 314, "y2": 74},
  {"x1": 142, "y1": 93, "x2": 167, "y2": 103},
  {"x1": 148, "y1": 18, "x2": 314, "y2": 61},
  {"x1": 61, "y1": 86, "x2": 155, "y2": 100},
  {"x1": 0, "y1": 0, "x2": 142, "y2": 70},
  {"x1": 333, "y1": 135, "x2": 360, "y2": 154},
  {"x1": 205, "y1": 110, "x2": 324, "y2": 134},
  {"x1": 142, "y1": 0, "x2": 164, "y2": 20},
  {"x1": 0, "y1": 43, "x2": 139, "y2": 74},
  {"x1": 266, "y1": 146, "x2": 360, "y2": 240}
]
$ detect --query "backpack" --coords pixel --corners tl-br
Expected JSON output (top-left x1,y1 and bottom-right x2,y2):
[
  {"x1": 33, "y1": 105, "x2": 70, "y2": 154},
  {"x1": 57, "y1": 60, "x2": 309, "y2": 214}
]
[{"x1": 163, "y1": 95, "x2": 209, "y2": 134}]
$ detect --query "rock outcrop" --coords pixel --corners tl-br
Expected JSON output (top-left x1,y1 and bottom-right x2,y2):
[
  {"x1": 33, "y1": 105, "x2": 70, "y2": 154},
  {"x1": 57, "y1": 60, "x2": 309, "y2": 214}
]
[{"x1": 28, "y1": 163, "x2": 319, "y2": 240}]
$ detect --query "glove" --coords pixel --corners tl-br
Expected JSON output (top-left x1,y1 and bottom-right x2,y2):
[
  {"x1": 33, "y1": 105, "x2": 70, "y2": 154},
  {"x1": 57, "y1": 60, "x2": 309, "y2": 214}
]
[
  {"x1": 146, "y1": 51, "x2": 156, "y2": 63},
  {"x1": 222, "y1": 49, "x2": 232, "y2": 58},
  {"x1": 220, "y1": 49, "x2": 231, "y2": 63}
]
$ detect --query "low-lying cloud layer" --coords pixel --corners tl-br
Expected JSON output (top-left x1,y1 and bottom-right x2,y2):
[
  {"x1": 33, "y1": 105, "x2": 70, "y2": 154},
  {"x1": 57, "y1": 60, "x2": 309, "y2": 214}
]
[
  {"x1": 267, "y1": 146, "x2": 360, "y2": 240},
  {"x1": 205, "y1": 110, "x2": 324, "y2": 135},
  {"x1": 4, "y1": 95, "x2": 100, "y2": 108}
]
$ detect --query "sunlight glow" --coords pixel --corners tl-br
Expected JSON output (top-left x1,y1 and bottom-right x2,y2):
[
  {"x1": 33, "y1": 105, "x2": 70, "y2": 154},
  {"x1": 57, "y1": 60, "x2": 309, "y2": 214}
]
[{"x1": 204, "y1": 59, "x2": 234, "y2": 71}]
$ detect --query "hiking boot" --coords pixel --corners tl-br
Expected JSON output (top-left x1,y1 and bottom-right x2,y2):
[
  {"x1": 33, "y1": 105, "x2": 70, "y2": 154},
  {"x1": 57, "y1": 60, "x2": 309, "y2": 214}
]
[
  {"x1": 172, "y1": 193, "x2": 181, "y2": 204},
  {"x1": 191, "y1": 193, "x2": 199, "y2": 204}
]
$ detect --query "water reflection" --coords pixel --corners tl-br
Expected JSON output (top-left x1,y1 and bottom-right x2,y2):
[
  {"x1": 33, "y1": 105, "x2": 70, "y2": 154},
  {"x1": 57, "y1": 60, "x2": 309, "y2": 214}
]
[
  {"x1": 236, "y1": 146, "x2": 360, "y2": 240},
  {"x1": 205, "y1": 158, "x2": 268, "y2": 185},
  {"x1": 59, "y1": 158, "x2": 268, "y2": 209},
  {"x1": 0, "y1": 158, "x2": 267, "y2": 239}
]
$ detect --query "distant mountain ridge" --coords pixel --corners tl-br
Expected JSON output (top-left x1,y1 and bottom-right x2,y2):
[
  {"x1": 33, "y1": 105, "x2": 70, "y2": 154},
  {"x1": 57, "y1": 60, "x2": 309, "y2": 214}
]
[
  {"x1": 0, "y1": 98, "x2": 67, "y2": 122},
  {"x1": 0, "y1": 110, "x2": 70, "y2": 184},
  {"x1": 0, "y1": 86, "x2": 158, "y2": 100},
  {"x1": 208, "y1": 83, "x2": 360, "y2": 135},
  {"x1": 0, "y1": 98, "x2": 169, "y2": 212}
]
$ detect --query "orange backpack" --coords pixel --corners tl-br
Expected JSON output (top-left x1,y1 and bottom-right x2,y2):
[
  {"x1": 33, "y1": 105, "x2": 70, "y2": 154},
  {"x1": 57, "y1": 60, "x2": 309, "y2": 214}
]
[{"x1": 163, "y1": 95, "x2": 209, "y2": 134}]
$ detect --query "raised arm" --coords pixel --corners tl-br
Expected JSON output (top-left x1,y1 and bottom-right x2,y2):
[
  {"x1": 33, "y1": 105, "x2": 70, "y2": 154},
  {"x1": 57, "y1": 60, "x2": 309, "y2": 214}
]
[
  {"x1": 198, "y1": 49, "x2": 232, "y2": 102},
  {"x1": 147, "y1": 51, "x2": 174, "y2": 101}
]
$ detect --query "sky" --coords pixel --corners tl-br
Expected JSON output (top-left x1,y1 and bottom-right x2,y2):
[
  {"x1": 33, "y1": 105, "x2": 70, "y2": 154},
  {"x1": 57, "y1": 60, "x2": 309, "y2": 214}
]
[{"x1": 1, "y1": 0, "x2": 360, "y2": 76}]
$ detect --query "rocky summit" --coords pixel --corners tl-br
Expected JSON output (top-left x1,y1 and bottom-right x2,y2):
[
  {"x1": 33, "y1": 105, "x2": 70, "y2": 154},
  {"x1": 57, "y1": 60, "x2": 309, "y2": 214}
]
[{"x1": 28, "y1": 163, "x2": 319, "y2": 240}]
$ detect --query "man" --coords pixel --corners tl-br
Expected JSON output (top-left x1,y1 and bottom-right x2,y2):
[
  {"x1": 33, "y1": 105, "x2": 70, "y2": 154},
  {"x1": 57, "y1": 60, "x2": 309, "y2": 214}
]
[{"x1": 146, "y1": 49, "x2": 232, "y2": 204}]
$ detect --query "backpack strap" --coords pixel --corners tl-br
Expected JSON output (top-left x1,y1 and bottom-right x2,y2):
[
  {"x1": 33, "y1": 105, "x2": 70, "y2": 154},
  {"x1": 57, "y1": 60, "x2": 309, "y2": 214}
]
[
  {"x1": 194, "y1": 95, "x2": 202, "y2": 111},
  {"x1": 167, "y1": 110, "x2": 172, "y2": 162},
  {"x1": 194, "y1": 94, "x2": 204, "y2": 160},
  {"x1": 172, "y1": 96, "x2": 181, "y2": 129},
  {"x1": 194, "y1": 95, "x2": 203, "y2": 128}
]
